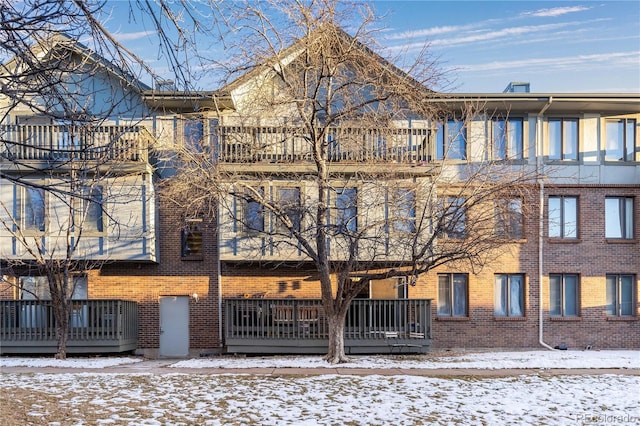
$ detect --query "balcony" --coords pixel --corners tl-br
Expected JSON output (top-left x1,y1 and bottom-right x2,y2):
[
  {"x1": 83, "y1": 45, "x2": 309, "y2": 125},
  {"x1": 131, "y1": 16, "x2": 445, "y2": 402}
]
[
  {"x1": 0, "y1": 124, "x2": 150, "y2": 165},
  {"x1": 0, "y1": 299, "x2": 138, "y2": 354},
  {"x1": 215, "y1": 126, "x2": 436, "y2": 175},
  {"x1": 224, "y1": 298, "x2": 432, "y2": 354}
]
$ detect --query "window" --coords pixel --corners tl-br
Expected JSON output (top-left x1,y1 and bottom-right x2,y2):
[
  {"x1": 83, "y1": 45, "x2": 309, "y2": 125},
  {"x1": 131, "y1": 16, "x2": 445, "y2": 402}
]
[
  {"x1": 243, "y1": 188, "x2": 264, "y2": 232},
  {"x1": 494, "y1": 274, "x2": 525, "y2": 317},
  {"x1": 548, "y1": 118, "x2": 578, "y2": 160},
  {"x1": 437, "y1": 273, "x2": 468, "y2": 317},
  {"x1": 77, "y1": 186, "x2": 103, "y2": 233},
  {"x1": 549, "y1": 274, "x2": 579, "y2": 317},
  {"x1": 19, "y1": 275, "x2": 87, "y2": 300},
  {"x1": 333, "y1": 187, "x2": 357, "y2": 233},
  {"x1": 548, "y1": 196, "x2": 578, "y2": 238},
  {"x1": 605, "y1": 197, "x2": 633, "y2": 239},
  {"x1": 606, "y1": 274, "x2": 636, "y2": 317},
  {"x1": 276, "y1": 187, "x2": 301, "y2": 234},
  {"x1": 183, "y1": 117, "x2": 204, "y2": 149},
  {"x1": 495, "y1": 198, "x2": 523, "y2": 239},
  {"x1": 442, "y1": 197, "x2": 466, "y2": 239},
  {"x1": 390, "y1": 188, "x2": 416, "y2": 233},
  {"x1": 492, "y1": 117, "x2": 523, "y2": 160},
  {"x1": 605, "y1": 118, "x2": 636, "y2": 161},
  {"x1": 181, "y1": 218, "x2": 203, "y2": 258},
  {"x1": 15, "y1": 185, "x2": 45, "y2": 232},
  {"x1": 436, "y1": 119, "x2": 466, "y2": 160}
]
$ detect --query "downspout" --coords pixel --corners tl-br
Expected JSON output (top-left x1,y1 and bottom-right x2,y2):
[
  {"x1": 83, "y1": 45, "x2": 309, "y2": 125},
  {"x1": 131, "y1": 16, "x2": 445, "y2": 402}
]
[
  {"x1": 217, "y1": 203, "x2": 224, "y2": 350},
  {"x1": 537, "y1": 97, "x2": 554, "y2": 350}
]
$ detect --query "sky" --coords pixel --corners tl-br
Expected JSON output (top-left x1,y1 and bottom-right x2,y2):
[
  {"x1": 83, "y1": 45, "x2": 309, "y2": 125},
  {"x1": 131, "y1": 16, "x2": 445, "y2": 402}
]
[{"x1": 101, "y1": 1, "x2": 640, "y2": 94}]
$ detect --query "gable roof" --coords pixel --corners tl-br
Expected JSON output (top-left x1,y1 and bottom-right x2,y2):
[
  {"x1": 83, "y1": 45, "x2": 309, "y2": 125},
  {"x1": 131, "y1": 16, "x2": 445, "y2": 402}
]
[
  {"x1": 1, "y1": 32, "x2": 151, "y2": 92},
  {"x1": 220, "y1": 22, "x2": 431, "y2": 97}
]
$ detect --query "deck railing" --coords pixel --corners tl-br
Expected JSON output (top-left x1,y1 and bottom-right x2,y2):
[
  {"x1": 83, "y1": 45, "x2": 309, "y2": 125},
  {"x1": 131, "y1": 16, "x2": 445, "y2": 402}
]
[
  {"x1": 224, "y1": 298, "x2": 431, "y2": 353},
  {"x1": 0, "y1": 124, "x2": 150, "y2": 162},
  {"x1": 0, "y1": 299, "x2": 138, "y2": 353},
  {"x1": 215, "y1": 126, "x2": 433, "y2": 164}
]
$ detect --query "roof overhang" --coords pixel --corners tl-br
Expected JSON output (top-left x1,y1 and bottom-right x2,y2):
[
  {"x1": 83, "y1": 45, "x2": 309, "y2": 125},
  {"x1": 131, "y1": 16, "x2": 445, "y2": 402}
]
[
  {"x1": 428, "y1": 93, "x2": 640, "y2": 115},
  {"x1": 142, "y1": 91, "x2": 234, "y2": 113}
]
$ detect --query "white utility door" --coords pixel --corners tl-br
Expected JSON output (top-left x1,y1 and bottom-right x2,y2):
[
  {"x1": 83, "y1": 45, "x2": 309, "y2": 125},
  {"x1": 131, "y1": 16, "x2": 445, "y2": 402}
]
[{"x1": 159, "y1": 296, "x2": 189, "y2": 357}]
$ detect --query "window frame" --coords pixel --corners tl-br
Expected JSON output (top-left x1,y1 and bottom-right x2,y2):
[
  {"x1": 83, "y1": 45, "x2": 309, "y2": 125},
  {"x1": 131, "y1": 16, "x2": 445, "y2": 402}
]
[
  {"x1": 442, "y1": 196, "x2": 466, "y2": 239},
  {"x1": 14, "y1": 184, "x2": 46, "y2": 234},
  {"x1": 548, "y1": 196, "x2": 578, "y2": 239},
  {"x1": 606, "y1": 274, "x2": 636, "y2": 317},
  {"x1": 494, "y1": 198, "x2": 524, "y2": 240},
  {"x1": 605, "y1": 118, "x2": 636, "y2": 162},
  {"x1": 435, "y1": 119, "x2": 467, "y2": 161},
  {"x1": 437, "y1": 273, "x2": 469, "y2": 317},
  {"x1": 181, "y1": 218, "x2": 203, "y2": 259},
  {"x1": 274, "y1": 186, "x2": 302, "y2": 235},
  {"x1": 332, "y1": 187, "x2": 358, "y2": 234},
  {"x1": 605, "y1": 196, "x2": 634, "y2": 240},
  {"x1": 548, "y1": 117, "x2": 578, "y2": 161},
  {"x1": 549, "y1": 273, "x2": 580, "y2": 317},
  {"x1": 76, "y1": 186, "x2": 104, "y2": 234},
  {"x1": 241, "y1": 187, "x2": 265, "y2": 233},
  {"x1": 492, "y1": 117, "x2": 524, "y2": 160},
  {"x1": 389, "y1": 187, "x2": 416, "y2": 234},
  {"x1": 494, "y1": 274, "x2": 525, "y2": 317}
]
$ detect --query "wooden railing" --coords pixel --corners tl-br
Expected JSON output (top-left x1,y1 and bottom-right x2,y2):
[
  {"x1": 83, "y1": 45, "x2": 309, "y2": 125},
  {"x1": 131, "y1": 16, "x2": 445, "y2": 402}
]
[
  {"x1": 215, "y1": 126, "x2": 433, "y2": 164},
  {"x1": 0, "y1": 125, "x2": 150, "y2": 162},
  {"x1": 225, "y1": 298, "x2": 431, "y2": 346},
  {"x1": 0, "y1": 299, "x2": 138, "y2": 353}
]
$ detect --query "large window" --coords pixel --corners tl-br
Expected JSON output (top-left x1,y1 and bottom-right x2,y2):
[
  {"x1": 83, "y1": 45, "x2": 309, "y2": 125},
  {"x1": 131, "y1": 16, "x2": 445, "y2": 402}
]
[
  {"x1": 494, "y1": 274, "x2": 525, "y2": 317},
  {"x1": 548, "y1": 196, "x2": 578, "y2": 238},
  {"x1": 437, "y1": 273, "x2": 468, "y2": 317},
  {"x1": 492, "y1": 117, "x2": 523, "y2": 160},
  {"x1": 390, "y1": 188, "x2": 416, "y2": 233},
  {"x1": 77, "y1": 186, "x2": 103, "y2": 233},
  {"x1": 15, "y1": 185, "x2": 45, "y2": 232},
  {"x1": 495, "y1": 198, "x2": 523, "y2": 239},
  {"x1": 548, "y1": 118, "x2": 578, "y2": 160},
  {"x1": 605, "y1": 197, "x2": 633, "y2": 239},
  {"x1": 549, "y1": 274, "x2": 579, "y2": 317},
  {"x1": 436, "y1": 119, "x2": 466, "y2": 160},
  {"x1": 333, "y1": 187, "x2": 357, "y2": 233},
  {"x1": 606, "y1": 274, "x2": 636, "y2": 317},
  {"x1": 276, "y1": 187, "x2": 301, "y2": 234},
  {"x1": 243, "y1": 188, "x2": 265, "y2": 232},
  {"x1": 442, "y1": 197, "x2": 466, "y2": 239},
  {"x1": 605, "y1": 118, "x2": 636, "y2": 161}
]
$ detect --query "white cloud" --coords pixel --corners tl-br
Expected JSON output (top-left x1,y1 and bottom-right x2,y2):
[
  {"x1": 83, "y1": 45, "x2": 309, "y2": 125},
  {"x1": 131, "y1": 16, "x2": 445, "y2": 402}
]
[
  {"x1": 524, "y1": 6, "x2": 591, "y2": 17},
  {"x1": 454, "y1": 51, "x2": 640, "y2": 72},
  {"x1": 113, "y1": 30, "x2": 157, "y2": 42}
]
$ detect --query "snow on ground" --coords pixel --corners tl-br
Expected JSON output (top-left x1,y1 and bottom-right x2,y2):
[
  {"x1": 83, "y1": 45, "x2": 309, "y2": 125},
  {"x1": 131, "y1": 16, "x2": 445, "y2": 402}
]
[
  {"x1": 2, "y1": 349, "x2": 638, "y2": 369},
  {"x1": 171, "y1": 350, "x2": 640, "y2": 370},
  {"x1": 1, "y1": 371, "x2": 638, "y2": 425},
  {"x1": 2, "y1": 351, "x2": 639, "y2": 425}
]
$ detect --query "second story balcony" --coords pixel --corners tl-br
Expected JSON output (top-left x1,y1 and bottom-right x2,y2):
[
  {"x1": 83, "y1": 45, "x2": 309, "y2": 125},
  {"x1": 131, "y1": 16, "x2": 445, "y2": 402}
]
[
  {"x1": 214, "y1": 125, "x2": 436, "y2": 175},
  {"x1": 0, "y1": 124, "x2": 150, "y2": 166}
]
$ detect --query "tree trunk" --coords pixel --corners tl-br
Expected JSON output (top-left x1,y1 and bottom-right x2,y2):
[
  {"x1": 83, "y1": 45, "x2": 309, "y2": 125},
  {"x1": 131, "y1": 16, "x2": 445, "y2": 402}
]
[
  {"x1": 55, "y1": 308, "x2": 69, "y2": 360},
  {"x1": 323, "y1": 310, "x2": 350, "y2": 364}
]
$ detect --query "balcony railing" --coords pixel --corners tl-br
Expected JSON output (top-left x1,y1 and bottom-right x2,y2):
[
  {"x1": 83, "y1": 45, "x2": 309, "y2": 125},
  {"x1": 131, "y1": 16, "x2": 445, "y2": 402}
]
[
  {"x1": 224, "y1": 298, "x2": 432, "y2": 354},
  {"x1": 0, "y1": 299, "x2": 138, "y2": 354},
  {"x1": 0, "y1": 124, "x2": 150, "y2": 162},
  {"x1": 215, "y1": 126, "x2": 432, "y2": 164}
]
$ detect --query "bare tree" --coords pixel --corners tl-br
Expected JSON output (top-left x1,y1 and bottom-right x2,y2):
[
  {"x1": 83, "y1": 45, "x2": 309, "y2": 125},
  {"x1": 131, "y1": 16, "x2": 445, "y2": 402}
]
[
  {"x1": 0, "y1": 0, "x2": 153, "y2": 358},
  {"x1": 161, "y1": 0, "x2": 542, "y2": 363}
]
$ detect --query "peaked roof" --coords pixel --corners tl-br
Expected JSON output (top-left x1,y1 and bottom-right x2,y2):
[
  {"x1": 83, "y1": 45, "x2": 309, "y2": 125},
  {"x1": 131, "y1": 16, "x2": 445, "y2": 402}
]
[
  {"x1": 1, "y1": 32, "x2": 151, "y2": 92},
  {"x1": 220, "y1": 22, "x2": 431, "y2": 96}
]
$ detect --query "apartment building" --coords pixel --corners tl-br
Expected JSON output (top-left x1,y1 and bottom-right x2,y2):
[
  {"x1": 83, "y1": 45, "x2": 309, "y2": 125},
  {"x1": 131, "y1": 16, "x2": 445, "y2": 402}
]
[{"x1": 1, "y1": 30, "x2": 638, "y2": 357}]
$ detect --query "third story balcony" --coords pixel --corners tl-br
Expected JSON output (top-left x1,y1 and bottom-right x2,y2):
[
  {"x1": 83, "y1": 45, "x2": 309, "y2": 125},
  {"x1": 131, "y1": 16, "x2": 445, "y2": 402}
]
[{"x1": 213, "y1": 125, "x2": 438, "y2": 175}]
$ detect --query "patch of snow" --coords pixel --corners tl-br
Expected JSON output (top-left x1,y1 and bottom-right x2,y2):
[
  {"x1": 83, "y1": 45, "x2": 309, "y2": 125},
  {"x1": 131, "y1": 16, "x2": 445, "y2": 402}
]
[{"x1": 0, "y1": 356, "x2": 142, "y2": 369}]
